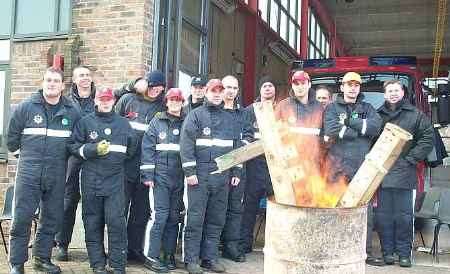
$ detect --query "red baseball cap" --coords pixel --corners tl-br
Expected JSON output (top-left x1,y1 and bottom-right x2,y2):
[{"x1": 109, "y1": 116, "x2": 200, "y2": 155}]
[
  {"x1": 206, "y1": 79, "x2": 224, "y2": 92},
  {"x1": 165, "y1": 88, "x2": 185, "y2": 102},
  {"x1": 291, "y1": 71, "x2": 310, "y2": 83},
  {"x1": 95, "y1": 88, "x2": 115, "y2": 101}
]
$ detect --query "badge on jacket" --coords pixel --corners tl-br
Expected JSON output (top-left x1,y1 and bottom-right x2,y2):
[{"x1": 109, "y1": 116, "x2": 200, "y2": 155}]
[
  {"x1": 339, "y1": 113, "x2": 347, "y2": 125},
  {"x1": 173, "y1": 129, "x2": 180, "y2": 136},
  {"x1": 89, "y1": 131, "x2": 99, "y2": 140},
  {"x1": 159, "y1": 132, "x2": 167, "y2": 140},
  {"x1": 104, "y1": 128, "x2": 112, "y2": 135},
  {"x1": 33, "y1": 114, "x2": 43, "y2": 124},
  {"x1": 61, "y1": 118, "x2": 69, "y2": 126},
  {"x1": 203, "y1": 127, "x2": 211, "y2": 136}
]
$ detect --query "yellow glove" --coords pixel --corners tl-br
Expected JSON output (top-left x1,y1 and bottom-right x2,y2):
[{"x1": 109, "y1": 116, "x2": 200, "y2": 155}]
[{"x1": 96, "y1": 140, "x2": 110, "y2": 156}]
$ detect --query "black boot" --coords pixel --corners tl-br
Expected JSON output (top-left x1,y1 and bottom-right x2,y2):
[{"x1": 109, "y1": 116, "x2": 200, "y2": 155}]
[
  {"x1": 10, "y1": 264, "x2": 24, "y2": 274},
  {"x1": 365, "y1": 255, "x2": 385, "y2": 266},
  {"x1": 186, "y1": 263, "x2": 203, "y2": 274},
  {"x1": 383, "y1": 254, "x2": 395, "y2": 265},
  {"x1": 399, "y1": 257, "x2": 412, "y2": 267},
  {"x1": 201, "y1": 260, "x2": 225, "y2": 273},
  {"x1": 92, "y1": 267, "x2": 108, "y2": 274},
  {"x1": 55, "y1": 245, "x2": 69, "y2": 261},
  {"x1": 163, "y1": 253, "x2": 177, "y2": 270},
  {"x1": 144, "y1": 257, "x2": 168, "y2": 273},
  {"x1": 33, "y1": 257, "x2": 61, "y2": 274},
  {"x1": 223, "y1": 248, "x2": 246, "y2": 263}
]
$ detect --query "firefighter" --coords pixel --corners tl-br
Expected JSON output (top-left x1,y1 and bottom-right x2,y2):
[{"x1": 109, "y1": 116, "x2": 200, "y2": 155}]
[
  {"x1": 315, "y1": 84, "x2": 333, "y2": 107},
  {"x1": 376, "y1": 80, "x2": 433, "y2": 267},
  {"x1": 55, "y1": 65, "x2": 96, "y2": 261},
  {"x1": 240, "y1": 76, "x2": 276, "y2": 254},
  {"x1": 183, "y1": 75, "x2": 207, "y2": 115},
  {"x1": 7, "y1": 67, "x2": 81, "y2": 274},
  {"x1": 322, "y1": 72, "x2": 382, "y2": 265},
  {"x1": 140, "y1": 88, "x2": 186, "y2": 273},
  {"x1": 115, "y1": 70, "x2": 166, "y2": 263},
  {"x1": 69, "y1": 88, "x2": 137, "y2": 274},
  {"x1": 181, "y1": 79, "x2": 244, "y2": 274},
  {"x1": 220, "y1": 75, "x2": 251, "y2": 263}
]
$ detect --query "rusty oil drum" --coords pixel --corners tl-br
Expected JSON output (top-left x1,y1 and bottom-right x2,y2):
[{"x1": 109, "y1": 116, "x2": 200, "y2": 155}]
[{"x1": 264, "y1": 200, "x2": 367, "y2": 274}]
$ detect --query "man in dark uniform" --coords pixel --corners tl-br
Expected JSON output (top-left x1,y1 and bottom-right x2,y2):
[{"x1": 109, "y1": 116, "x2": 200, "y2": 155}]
[
  {"x1": 141, "y1": 88, "x2": 186, "y2": 273},
  {"x1": 376, "y1": 80, "x2": 433, "y2": 267},
  {"x1": 69, "y1": 88, "x2": 137, "y2": 274},
  {"x1": 183, "y1": 75, "x2": 207, "y2": 115},
  {"x1": 7, "y1": 67, "x2": 81, "y2": 274},
  {"x1": 180, "y1": 79, "x2": 244, "y2": 274},
  {"x1": 115, "y1": 70, "x2": 166, "y2": 263},
  {"x1": 322, "y1": 72, "x2": 382, "y2": 266},
  {"x1": 55, "y1": 65, "x2": 96, "y2": 261},
  {"x1": 240, "y1": 76, "x2": 276, "y2": 254}
]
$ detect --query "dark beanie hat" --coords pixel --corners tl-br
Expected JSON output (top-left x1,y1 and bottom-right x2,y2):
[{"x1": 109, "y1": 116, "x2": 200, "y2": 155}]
[
  {"x1": 146, "y1": 70, "x2": 166, "y2": 87},
  {"x1": 257, "y1": 75, "x2": 275, "y2": 94}
]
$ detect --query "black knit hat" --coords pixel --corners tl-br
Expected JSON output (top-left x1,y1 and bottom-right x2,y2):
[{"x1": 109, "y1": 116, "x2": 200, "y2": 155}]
[
  {"x1": 257, "y1": 75, "x2": 275, "y2": 94},
  {"x1": 146, "y1": 70, "x2": 166, "y2": 87}
]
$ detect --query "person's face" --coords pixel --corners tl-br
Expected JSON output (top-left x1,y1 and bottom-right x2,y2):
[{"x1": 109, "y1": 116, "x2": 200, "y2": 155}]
[
  {"x1": 42, "y1": 71, "x2": 64, "y2": 99},
  {"x1": 73, "y1": 67, "x2": 92, "y2": 90},
  {"x1": 166, "y1": 98, "x2": 183, "y2": 113},
  {"x1": 340, "y1": 81, "x2": 361, "y2": 102},
  {"x1": 95, "y1": 98, "x2": 115, "y2": 112},
  {"x1": 205, "y1": 87, "x2": 224, "y2": 105},
  {"x1": 260, "y1": 82, "x2": 276, "y2": 100},
  {"x1": 315, "y1": 89, "x2": 331, "y2": 106},
  {"x1": 291, "y1": 80, "x2": 311, "y2": 98},
  {"x1": 190, "y1": 85, "x2": 205, "y2": 100},
  {"x1": 384, "y1": 83, "x2": 405, "y2": 104},
  {"x1": 222, "y1": 78, "x2": 239, "y2": 101},
  {"x1": 147, "y1": 85, "x2": 164, "y2": 99}
]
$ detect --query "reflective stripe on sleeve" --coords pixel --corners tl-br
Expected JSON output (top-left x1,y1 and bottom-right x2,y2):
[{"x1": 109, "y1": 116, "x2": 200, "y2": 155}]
[
  {"x1": 195, "y1": 138, "x2": 233, "y2": 147},
  {"x1": 155, "y1": 143, "x2": 180, "y2": 151},
  {"x1": 182, "y1": 161, "x2": 196, "y2": 168}
]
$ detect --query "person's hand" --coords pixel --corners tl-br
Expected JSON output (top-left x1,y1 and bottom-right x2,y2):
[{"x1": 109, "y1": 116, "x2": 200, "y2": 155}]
[
  {"x1": 230, "y1": 177, "x2": 240, "y2": 186},
  {"x1": 134, "y1": 79, "x2": 148, "y2": 94},
  {"x1": 186, "y1": 175, "x2": 199, "y2": 186},
  {"x1": 96, "y1": 140, "x2": 110, "y2": 156},
  {"x1": 143, "y1": 181, "x2": 154, "y2": 188}
]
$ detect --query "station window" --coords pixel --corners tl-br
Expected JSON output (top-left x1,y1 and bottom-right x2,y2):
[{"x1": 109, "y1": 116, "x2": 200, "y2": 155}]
[
  {"x1": 1, "y1": 0, "x2": 71, "y2": 39},
  {"x1": 258, "y1": 0, "x2": 302, "y2": 52},
  {"x1": 308, "y1": 8, "x2": 330, "y2": 59}
]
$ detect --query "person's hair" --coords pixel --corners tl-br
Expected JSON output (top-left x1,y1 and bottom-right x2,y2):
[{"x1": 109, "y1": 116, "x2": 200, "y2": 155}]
[
  {"x1": 315, "y1": 85, "x2": 332, "y2": 97},
  {"x1": 72, "y1": 65, "x2": 90, "y2": 77},
  {"x1": 44, "y1": 67, "x2": 64, "y2": 81},
  {"x1": 222, "y1": 75, "x2": 239, "y2": 84},
  {"x1": 383, "y1": 79, "x2": 403, "y2": 91}
]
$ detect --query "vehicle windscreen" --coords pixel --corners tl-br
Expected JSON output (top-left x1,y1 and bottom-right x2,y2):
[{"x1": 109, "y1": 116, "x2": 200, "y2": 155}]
[{"x1": 311, "y1": 73, "x2": 414, "y2": 109}]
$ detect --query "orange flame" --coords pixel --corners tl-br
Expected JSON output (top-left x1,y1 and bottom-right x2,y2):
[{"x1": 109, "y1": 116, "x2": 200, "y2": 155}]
[{"x1": 277, "y1": 106, "x2": 348, "y2": 208}]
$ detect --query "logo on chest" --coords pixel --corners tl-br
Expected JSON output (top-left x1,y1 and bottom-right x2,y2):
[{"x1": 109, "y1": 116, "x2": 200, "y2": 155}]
[
  {"x1": 159, "y1": 131, "x2": 167, "y2": 140},
  {"x1": 33, "y1": 114, "x2": 43, "y2": 124},
  {"x1": 104, "y1": 128, "x2": 112, "y2": 135},
  {"x1": 203, "y1": 127, "x2": 211, "y2": 136},
  {"x1": 172, "y1": 129, "x2": 180, "y2": 136},
  {"x1": 89, "y1": 131, "x2": 99, "y2": 140}
]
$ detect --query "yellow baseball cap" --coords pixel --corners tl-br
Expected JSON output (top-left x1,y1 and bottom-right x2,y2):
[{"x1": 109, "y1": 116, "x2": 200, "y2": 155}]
[{"x1": 342, "y1": 72, "x2": 362, "y2": 84}]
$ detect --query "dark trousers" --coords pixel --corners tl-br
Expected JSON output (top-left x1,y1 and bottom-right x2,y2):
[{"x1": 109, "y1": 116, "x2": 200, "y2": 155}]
[
  {"x1": 125, "y1": 180, "x2": 150, "y2": 254},
  {"x1": 145, "y1": 181, "x2": 183, "y2": 258},
  {"x1": 9, "y1": 175, "x2": 65, "y2": 264},
  {"x1": 375, "y1": 188, "x2": 414, "y2": 258},
  {"x1": 367, "y1": 201, "x2": 375, "y2": 255},
  {"x1": 183, "y1": 180, "x2": 229, "y2": 263},
  {"x1": 55, "y1": 157, "x2": 81, "y2": 248},
  {"x1": 82, "y1": 191, "x2": 127, "y2": 270},
  {"x1": 222, "y1": 180, "x2": 245, "y2": 254},
  {"x1": 240, "y1": 177, "x2": 266, "y2": 250}
]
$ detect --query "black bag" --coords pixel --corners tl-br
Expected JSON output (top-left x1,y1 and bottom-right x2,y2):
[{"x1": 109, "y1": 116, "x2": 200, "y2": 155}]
[{"x1": 425, "y1": 128, "x2": 448, "y2": 168}]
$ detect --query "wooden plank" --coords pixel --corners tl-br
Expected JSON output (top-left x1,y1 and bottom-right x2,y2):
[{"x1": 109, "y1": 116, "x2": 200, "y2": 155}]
[
  {"x1": 338, "y1": 123, "x2": 413, "y2": 207},
  {"x1": 212, "y1": 140, "x2": 265, "y2": 174},
  {"x1": 254, "y1": 101, "x2": 298, "y2": 206}
]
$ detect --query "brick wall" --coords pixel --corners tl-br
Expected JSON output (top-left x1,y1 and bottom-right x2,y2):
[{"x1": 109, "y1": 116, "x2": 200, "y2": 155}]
[{"x1": 3, "y1": 0, "x2": 155, "y2": 185}]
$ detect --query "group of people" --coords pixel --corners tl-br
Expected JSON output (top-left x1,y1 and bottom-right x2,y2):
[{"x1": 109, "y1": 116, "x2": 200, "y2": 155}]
[{"x1": 6, "y1": 65, "x2": 433, "y2": 274}]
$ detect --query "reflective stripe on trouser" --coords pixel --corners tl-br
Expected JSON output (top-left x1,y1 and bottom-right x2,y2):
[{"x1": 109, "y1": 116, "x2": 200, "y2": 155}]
[
  {"x1": 125, "y1": 180, "x2": 150, "y2": 254},
  {"x1": 375, "y1": 188, "x2": 414, "y2": 258},
  {"x1": 9, "y1": 171, "x2": 65, "y2": 264},
  {"x1": 182, "y1": 179, "x2": 229, "y2": 263},
  {"x1": 144, "y1": 182, "x2": 183, "y2": 258},
  {"x1": 222, "y1": 180, "x2": 245, "y2": 253},
  {"x1": 81, "y1": 191, "x2": 127, "y2": 270},
  {"x1": 55, "y1": 157, "x2": 82, "y2": 247}
]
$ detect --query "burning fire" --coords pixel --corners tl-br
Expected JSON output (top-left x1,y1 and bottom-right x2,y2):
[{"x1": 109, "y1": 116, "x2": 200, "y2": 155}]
[{"x1": 276, "y1": 108, "x2": 348, "y2": 208}]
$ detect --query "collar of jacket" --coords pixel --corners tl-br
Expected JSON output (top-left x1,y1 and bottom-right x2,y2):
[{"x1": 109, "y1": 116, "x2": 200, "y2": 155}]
[
  {"x1": 188, "y1": 95, "x2": 204, "y2": 106},
  {"x1": 335, "y1": 92, "x2": 365, "y2": 105},
  {"x1": 378, "y1": 99, "x2": 415, "y2": 114},
  {"x1": 203, "y1": 98, "x2": 224, "y2": 110},
  {"x1": 70, "y1": 83, "x2": 96, "y2": 101},
  {"x1": 31, "y1": 89, "x2": 74, "y2": 108},
  {"x1": 95, "y1": 107, "x2": 115, "y2": 121},
  {"x1": 158, "y1": 111, "x2": 184, "y2": 121},
  {"x1": 136, "y1": 90, "x2": 165, "y2": 104}
]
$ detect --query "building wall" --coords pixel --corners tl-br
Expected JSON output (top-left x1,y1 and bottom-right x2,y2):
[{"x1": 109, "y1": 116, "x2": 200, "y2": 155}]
[{"x1": 2, "y1": 0, "x2": 155, "y2": 186}]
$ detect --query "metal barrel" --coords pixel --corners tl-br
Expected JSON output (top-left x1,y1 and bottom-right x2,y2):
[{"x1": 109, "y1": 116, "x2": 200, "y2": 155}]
[{"x1": 264, "y1": 200, "x2": 367, "y2": 274}]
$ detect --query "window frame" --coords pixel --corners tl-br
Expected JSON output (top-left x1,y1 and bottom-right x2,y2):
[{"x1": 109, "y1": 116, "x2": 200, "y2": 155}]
[
  {"x1": 0, "y1": 0, "x2": 72, "y2": 41},
  {"x1": 0, "y1": 66, "x2": 11, "y2": 160},
  {"x1": 308, "y1": 7, "x2": 329, "y2": 59}
]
